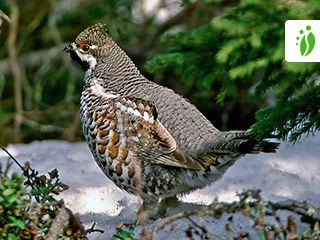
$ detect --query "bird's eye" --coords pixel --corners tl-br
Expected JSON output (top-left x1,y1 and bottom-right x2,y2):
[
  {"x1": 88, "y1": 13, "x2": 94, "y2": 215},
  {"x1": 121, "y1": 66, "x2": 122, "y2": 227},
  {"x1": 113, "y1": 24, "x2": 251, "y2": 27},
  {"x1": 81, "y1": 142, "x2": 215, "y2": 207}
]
[{"x1": 80, "y1": 43, "x2": 90, "y2": 51}]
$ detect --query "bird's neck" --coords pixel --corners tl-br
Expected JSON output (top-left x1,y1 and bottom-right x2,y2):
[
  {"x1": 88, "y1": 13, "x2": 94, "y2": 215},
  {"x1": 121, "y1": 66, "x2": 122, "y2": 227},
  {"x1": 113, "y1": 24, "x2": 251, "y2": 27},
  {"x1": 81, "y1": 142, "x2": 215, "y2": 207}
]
[{"x1": 87, "y1": 43, "x2": 150, "y2": 95}]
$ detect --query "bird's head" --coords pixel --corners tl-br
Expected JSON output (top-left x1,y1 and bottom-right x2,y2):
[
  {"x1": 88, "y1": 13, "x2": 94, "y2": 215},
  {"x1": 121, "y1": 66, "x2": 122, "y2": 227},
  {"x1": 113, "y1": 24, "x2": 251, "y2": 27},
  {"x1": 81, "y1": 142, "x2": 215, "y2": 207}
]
[{"x1": 64, "y1": 23, "x2": 114, "y2": 72}]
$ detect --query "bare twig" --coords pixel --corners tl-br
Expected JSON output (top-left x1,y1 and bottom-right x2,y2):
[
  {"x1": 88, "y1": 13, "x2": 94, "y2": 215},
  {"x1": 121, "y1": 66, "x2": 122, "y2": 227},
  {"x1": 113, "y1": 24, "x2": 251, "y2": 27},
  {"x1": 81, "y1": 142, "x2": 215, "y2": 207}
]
[
  {"x1": 138, "y1": 0, "x2": 149, "y2": 23},
  {"x1": 0, "y1": 144, "x2": 24, "y2": 170},
  {"x1": 48, "y1": 3, "x2": 79, "y2": 104},
  {"x1": 22, "y1": 116, "x2": 64, "y2": 133},
  {"x1": 153, "y1": 1, "x2": 200, "y2": 39},
  {"x1": 186, "y1": 216, "x2": 209, "y2": 237},
  {"x1": 267, "y1": 201, "x2": 320, "y2": 225},
  {"x1": 0, "y1": 10, "x2": 11, "y2": 23},
  {"x1": 0, "y1": 45, "x2": 73, "y2": 75},
  {"x1": 0, "y1": 145, "x2": 42, "y2": 202},
  {"x1": 148, "y1": 190, "x2": 320, "y2": 239},
  {"x1": 150, "y1": 208, "x2": 201, "y2": 239},
  {"x1": 85, "y1": 222, "x2": 104, "y2": 234},
  {"x1": 7, "y1": 0, "x2": 24, "y2": 142}
]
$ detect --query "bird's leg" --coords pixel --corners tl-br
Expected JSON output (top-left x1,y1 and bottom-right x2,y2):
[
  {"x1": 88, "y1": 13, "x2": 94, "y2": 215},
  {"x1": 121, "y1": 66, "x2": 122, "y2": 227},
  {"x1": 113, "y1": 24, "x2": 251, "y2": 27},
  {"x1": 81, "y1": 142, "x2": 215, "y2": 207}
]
[
  {"x1": 136, "y1": 195, "x2": 180, "y2": 224},
  {"x1": 136, "y1": 200, "x2": 159, "y2": 224},
  {"x1": 157, "y1": 195, "x2": 179, "y2": 215},
  {"x1": 135, "y1": 195, "x2": 180, "y2": 224}
]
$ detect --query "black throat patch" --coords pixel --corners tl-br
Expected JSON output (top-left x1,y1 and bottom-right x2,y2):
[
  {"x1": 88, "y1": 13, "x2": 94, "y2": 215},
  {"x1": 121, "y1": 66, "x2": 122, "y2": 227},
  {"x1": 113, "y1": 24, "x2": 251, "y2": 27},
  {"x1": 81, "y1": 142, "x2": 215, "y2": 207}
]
[{"x1": 69, "y1": 51, "x2": 90, "y2": 71}]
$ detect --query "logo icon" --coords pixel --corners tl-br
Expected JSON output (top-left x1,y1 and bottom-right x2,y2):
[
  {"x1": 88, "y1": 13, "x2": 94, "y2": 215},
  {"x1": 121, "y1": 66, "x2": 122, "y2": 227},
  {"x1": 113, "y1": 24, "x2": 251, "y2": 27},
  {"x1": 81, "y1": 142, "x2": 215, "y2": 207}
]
[
  {"x1": 285, "y1": 20, "x2": 320, "y2": 62},
  {"x1": 296, "y1": 25, "x2": 315, "y2": 57}
]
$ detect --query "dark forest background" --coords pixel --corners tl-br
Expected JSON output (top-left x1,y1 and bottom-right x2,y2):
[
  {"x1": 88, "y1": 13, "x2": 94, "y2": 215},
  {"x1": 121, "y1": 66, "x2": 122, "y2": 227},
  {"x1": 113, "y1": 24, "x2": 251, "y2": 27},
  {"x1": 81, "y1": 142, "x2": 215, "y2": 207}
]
[{"x1": 0, "y1": 0, "x2": 319, "y2": 145}]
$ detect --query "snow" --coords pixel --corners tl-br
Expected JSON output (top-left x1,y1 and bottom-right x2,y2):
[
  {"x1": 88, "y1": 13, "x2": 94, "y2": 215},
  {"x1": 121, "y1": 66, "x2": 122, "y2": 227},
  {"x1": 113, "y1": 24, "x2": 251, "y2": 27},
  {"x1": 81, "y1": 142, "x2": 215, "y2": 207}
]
[{"x1": 1, "y1": 133, "x2": 319, "y2": 239}]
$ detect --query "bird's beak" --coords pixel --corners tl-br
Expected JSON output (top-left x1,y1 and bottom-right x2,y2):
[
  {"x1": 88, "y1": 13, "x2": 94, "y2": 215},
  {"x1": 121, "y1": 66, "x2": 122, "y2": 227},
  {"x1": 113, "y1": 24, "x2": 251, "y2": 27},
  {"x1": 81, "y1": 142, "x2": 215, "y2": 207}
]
[
  {"x1": 63, "y1": 43, "x2": 75, "y2": 53},
  {"x1": 63, "y1": 45, "x2": 71, "y2": 52}
]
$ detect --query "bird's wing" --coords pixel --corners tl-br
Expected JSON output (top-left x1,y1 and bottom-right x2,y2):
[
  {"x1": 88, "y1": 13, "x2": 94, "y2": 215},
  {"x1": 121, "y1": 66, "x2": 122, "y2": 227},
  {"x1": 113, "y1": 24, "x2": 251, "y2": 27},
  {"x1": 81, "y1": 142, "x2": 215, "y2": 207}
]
[{"x1": 94, "y1": 96, "x2": 205, "y2": 171}]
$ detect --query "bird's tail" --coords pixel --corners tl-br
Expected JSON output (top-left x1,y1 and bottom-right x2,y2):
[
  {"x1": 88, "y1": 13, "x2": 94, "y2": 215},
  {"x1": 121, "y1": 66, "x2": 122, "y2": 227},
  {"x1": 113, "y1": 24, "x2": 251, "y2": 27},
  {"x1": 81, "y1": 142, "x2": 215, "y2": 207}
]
[
  {"x1": 195, "y1": 130, "x2": 279, "y2": 170},
  {"x1": 213, "y1": 130, "x2": 279, "y2": 154}
]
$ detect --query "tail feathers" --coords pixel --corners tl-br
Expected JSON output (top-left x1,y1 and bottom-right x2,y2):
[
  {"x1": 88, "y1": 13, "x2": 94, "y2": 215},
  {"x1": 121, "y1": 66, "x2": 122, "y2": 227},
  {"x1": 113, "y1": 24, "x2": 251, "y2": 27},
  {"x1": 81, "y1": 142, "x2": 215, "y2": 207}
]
[
  {"x1": 213, "y1": 130, "x2": 280, "y2": 154},
  {"x1": 194, "y1": 131, "x2": 279, "y2": 171},
  {"x1": 237, "y1": 138, "x2": 279, "y2": 153}
]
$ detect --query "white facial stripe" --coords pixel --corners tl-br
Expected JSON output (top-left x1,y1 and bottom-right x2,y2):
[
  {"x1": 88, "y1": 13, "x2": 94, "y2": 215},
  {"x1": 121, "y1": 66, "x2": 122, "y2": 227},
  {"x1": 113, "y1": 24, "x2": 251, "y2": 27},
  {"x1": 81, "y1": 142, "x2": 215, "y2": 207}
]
[
  {"x1": 76, "y1": 50, "x2": 97, "y2": 78},
  {"x1": 76, "y1": 50, "x2": 97, "y2": 70}
]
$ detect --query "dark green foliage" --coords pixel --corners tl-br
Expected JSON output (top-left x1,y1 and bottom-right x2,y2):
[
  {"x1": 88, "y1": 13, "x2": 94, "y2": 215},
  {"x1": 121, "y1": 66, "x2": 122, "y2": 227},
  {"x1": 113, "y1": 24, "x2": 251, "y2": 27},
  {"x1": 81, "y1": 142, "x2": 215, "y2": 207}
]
[
  {"x1": 0, "y1": 162, "x2": 29, "y2": 239},
  {"x1": 146, "y1": 0, "x2": 320, "y2": 142},
  {"x1": 23, "y1": 165, "x2": 69, "y2": 203},
  {"x1": 0, "y1": 158, "x2": 85, "y2": 239}
]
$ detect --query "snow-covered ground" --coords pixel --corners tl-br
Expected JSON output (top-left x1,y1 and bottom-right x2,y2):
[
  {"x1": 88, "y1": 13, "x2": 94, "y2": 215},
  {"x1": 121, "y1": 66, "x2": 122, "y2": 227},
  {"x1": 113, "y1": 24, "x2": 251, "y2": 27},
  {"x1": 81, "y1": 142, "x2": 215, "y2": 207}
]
[{"x1": 1, "y1": 133, "x2": 319, "y2": 239}]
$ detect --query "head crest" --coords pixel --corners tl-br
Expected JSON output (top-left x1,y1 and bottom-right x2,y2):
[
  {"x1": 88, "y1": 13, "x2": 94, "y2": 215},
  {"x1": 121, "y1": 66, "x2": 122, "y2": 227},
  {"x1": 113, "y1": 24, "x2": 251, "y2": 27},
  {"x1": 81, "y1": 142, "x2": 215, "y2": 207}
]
[
  {"x1": 75, "y1": 23, "x2": 108, "y2": 44},
  {"x1": 87, "y1": 23, "x2": 107, "y2": 35}
]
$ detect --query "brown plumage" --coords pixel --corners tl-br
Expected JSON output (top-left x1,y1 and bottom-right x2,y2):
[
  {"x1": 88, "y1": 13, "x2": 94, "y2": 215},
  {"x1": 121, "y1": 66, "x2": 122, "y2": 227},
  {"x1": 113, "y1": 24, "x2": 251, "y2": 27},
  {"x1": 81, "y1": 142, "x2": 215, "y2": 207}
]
[{"x1": 65, "y1": 23, "x2": 279, "y2": 221}]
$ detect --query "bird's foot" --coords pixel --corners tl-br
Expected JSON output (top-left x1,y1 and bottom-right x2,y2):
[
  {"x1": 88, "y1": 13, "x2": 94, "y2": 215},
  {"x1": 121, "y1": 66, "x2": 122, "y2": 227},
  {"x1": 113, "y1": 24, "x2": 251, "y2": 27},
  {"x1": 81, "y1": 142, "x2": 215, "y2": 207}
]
[{"x1": 135, "y1": 196, "x2": 180, "y2": 225}]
